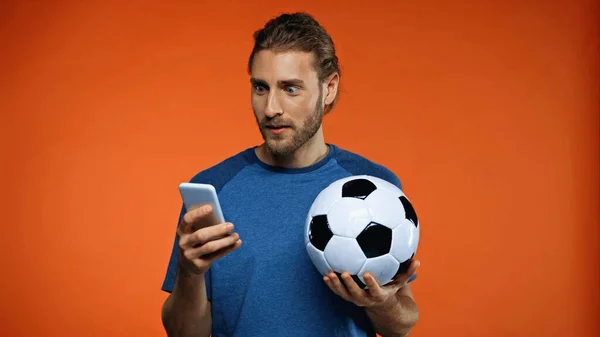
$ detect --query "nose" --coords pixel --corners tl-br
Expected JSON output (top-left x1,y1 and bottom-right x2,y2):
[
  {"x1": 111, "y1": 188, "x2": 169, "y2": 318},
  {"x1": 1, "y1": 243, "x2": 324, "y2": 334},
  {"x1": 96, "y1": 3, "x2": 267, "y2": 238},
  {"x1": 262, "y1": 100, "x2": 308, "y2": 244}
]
[{"x1": 264, "y1": 91, "x2": 283, "y2": 118}]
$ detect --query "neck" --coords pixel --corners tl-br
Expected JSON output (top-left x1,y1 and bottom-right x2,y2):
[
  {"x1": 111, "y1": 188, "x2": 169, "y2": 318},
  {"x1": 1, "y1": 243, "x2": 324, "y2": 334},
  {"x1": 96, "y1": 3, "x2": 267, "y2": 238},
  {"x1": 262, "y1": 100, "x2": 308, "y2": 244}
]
[{"x1": 257, "y1": 129, "x2": 329, "y2": 168}]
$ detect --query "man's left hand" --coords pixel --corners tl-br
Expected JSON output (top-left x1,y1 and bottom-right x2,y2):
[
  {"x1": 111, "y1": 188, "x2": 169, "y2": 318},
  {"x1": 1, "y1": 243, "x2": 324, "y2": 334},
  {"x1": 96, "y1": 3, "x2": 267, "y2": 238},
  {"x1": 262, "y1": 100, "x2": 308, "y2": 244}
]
[{"x1": 323, "y1": 260, "x2": 419, "y2": 308}]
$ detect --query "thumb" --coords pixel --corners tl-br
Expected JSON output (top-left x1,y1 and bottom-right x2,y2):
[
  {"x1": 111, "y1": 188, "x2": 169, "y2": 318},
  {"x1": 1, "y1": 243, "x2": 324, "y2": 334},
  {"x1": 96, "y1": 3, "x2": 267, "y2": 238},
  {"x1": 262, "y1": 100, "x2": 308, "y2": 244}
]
[{"x1": 178, "y1": 204, "x2": 214, "y2": 235}]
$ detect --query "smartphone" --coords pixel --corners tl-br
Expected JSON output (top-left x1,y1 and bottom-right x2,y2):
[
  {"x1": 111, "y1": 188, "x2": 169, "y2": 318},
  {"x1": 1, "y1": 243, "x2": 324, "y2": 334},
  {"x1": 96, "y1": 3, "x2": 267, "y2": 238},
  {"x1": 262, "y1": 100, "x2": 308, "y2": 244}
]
[{"x1": 178, "y1": 183, "x2": 226, "y2": 224}]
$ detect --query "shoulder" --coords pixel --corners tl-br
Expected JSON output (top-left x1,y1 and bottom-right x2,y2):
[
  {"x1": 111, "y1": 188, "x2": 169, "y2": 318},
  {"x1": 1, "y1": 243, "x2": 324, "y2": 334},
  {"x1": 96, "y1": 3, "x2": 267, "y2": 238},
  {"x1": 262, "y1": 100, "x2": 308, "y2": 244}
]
[
  {"x1": 332, "y1": 145, "x2": 403, "y2": 190},
  {"x1": 187, "y1": 147, "x2": 255, "y2": 193}
]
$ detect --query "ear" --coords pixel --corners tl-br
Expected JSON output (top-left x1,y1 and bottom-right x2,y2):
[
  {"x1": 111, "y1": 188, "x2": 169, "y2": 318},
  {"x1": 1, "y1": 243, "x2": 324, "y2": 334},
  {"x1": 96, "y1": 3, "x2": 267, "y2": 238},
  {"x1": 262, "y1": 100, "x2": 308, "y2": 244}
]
[{"x1": 323, "y1": 72, "x2": 340, "y2": 106}]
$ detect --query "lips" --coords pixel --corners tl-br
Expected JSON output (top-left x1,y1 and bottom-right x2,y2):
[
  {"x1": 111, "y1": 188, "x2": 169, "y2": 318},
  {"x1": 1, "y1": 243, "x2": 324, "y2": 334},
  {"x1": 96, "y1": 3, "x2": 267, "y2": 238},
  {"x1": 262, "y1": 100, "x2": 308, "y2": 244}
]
[{"x1": 265, "y1": 125, "x2": 290, "y2": 135}]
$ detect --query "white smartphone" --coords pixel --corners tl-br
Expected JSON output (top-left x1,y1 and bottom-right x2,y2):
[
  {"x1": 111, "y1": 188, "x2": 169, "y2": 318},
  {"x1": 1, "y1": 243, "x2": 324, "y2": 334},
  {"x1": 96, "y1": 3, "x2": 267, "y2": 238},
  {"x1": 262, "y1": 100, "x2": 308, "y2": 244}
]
[{"x1": 178, "y1": 182, "x2": 226, "y2": 223}]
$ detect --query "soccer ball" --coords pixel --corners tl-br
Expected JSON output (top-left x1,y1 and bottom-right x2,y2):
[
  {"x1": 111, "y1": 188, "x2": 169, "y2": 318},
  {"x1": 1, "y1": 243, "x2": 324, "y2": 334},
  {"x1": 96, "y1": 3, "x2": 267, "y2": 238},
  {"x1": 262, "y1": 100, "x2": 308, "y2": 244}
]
[{"x1": 304, "y1": 175, "x2": 419, "y2": 289}]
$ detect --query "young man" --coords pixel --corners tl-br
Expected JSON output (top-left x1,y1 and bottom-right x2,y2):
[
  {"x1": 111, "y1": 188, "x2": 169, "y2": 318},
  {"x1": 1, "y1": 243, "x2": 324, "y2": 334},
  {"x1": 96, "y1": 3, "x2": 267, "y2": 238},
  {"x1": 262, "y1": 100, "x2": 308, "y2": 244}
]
[{"x1": 161, "y1": 12, "x2": 420, "y2": 337}]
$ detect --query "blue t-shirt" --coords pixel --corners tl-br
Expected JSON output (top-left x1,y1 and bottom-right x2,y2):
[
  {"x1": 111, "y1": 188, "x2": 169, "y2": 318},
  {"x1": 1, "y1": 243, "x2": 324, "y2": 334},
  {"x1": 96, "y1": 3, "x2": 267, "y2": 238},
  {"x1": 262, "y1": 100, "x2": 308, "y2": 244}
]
[{"x1": 162, "y1": 144, "x2": 413, "y2": 337}]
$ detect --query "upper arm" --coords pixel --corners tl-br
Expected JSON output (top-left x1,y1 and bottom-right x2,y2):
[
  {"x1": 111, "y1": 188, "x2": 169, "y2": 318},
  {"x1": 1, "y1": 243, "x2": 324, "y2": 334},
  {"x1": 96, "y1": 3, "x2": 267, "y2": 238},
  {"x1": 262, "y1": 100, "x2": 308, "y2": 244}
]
[{"x1": 335, "y1": 151, "x2": 403, "y2": 191}]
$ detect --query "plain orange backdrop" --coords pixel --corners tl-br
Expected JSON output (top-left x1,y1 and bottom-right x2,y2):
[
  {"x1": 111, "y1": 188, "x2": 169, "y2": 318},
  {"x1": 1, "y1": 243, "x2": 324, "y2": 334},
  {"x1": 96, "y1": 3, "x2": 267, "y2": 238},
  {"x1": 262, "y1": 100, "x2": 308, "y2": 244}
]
[{"x1": 1, "y1": 1, "x2": 598, "y2": 336}]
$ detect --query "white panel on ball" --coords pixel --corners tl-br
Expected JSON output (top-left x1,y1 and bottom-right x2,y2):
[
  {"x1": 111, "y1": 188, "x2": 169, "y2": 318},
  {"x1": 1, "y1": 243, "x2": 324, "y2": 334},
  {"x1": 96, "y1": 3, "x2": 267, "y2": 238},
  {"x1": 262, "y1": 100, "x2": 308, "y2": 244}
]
[
  {"x1": 304, "y1": 212, "x2": 312, "y2": 247},
  {"x1": 390, "y1": 219, "x2": 419, "y2": 263},
  {"x1": 357, "y1": 254, "x2": 401, "y2": 288},
  {"x1": 323, "y1": 236, "x2": 367, "y2": 275},
  {"x1": 306, "y1": 243, "x2": 332, "y2": 276},
  {"x1": 364, "y1": 188, "x2": 405, "y2": 229},
  {"x1": 327, "y1": 198, "x2": 372, "y2": 238},
  {"x1": 308, "y1": 182, "x2": 343, "y2": 217}
]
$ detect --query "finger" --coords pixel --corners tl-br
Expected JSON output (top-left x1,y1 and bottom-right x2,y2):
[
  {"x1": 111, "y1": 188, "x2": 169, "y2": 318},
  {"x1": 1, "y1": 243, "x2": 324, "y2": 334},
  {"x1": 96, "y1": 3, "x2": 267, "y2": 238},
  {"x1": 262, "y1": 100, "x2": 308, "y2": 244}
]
[
  {"x1": 323, "y1": 276, "x2": 339, "y2": 295},
  {"x1": 341, "y1": 272, "x2": 369, "y2": 304},
  {"x1": 363, "y1": 273, "x2": 385, "y2": 300},
  {"x1": 191, "y1": 222, "x2": 235, "y2": 247},
  {"x1": 180, "y1": 222, "x2": 234, "y2": 249},
  {"x1": 391, "y1": 259, "x2": 420, "y2": 285},
  {"x1": 189, "y1": 239, "x2": 242, "y2": 271},
  {"x1": 199, "y1": 238, "x2": 242, "y2": 262},
  {"x1": 326, "y1": 272, "x2": 352, "y2": 301},
  {"x1": 323, "y1": 275, "x2": 345, "y2": 299},
  {"x1": 178, "y1": 205, "x2": 214, "y2": 235},
  {"x1": 193, "y1": 232, "x2": 240, "y2": 257},
  {"x1": 404, "y1": 259, "x2": 420, "y2": 280}
]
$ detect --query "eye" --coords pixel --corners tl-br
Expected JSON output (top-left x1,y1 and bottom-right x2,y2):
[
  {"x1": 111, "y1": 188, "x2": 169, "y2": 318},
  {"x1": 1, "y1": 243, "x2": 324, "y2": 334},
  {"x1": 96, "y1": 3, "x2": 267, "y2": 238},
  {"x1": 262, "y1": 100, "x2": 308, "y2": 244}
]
[
  {"x1": 253, "y1": 84, "x2": 267, "y2": 94},
  {"x1": 285, "y1": 86, "x2": 298, "y2": 94}
]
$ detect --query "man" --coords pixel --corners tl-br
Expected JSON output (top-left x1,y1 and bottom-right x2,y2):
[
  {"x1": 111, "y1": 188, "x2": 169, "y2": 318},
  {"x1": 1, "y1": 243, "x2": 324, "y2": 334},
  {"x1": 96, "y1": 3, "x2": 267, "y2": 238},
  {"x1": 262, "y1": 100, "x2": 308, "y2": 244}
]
[{"x1": 161, "y1": 12, "x2": 420, "y2": 337}]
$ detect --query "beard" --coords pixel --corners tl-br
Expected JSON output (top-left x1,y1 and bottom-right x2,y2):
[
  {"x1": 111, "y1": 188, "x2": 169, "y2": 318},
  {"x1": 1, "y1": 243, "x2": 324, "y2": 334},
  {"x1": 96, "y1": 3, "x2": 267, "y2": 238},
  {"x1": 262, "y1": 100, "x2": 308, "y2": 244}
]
[{"x1": 255, "y1": 90, "x2": 325, "y2": 158}]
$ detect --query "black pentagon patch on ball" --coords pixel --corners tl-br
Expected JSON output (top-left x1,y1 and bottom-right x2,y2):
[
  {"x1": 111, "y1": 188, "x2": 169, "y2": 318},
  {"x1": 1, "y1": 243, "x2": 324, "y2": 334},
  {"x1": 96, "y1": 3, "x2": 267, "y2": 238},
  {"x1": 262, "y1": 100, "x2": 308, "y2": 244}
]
[
  {"x1": 335, "y1": 271, "x2": 367, "y2": 289},
  {"x1": 399, "y1": 196, "x2": 418, "y2": 227},
  {"x1": 342, "y1": 178, "x2": 377, "y2": 200},
  {"x1": 309, "y1": 215, "x2": 333, "y2": 251},
  {"x1": 394, "y1": 253, "x2": 415, "y2": 279},
  {"x1": 356, "y1": 222, "x2": 392, "y2": 258}
]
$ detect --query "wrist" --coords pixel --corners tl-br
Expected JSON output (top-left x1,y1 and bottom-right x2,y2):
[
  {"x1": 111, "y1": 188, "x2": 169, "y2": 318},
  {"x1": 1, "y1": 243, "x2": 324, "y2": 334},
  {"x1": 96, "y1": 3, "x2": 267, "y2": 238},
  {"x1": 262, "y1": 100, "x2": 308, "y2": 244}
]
[
  {"x1": 177, "y1": 249, "x2": 208, "y2": 277},
  {"x1": 176, "y1": 262, "x2": 205, "y2": 283},
  {"x1": 175, "y1": 257, "x2": 206, "y2": 289}
]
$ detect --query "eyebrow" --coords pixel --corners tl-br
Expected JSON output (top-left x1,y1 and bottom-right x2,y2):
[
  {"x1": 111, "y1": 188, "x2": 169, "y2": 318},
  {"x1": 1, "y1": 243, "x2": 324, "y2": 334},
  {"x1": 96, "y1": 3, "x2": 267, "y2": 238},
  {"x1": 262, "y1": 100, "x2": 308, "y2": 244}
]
[{"x1": 250, "y1": 78, "x2": 305, "y2": 87}]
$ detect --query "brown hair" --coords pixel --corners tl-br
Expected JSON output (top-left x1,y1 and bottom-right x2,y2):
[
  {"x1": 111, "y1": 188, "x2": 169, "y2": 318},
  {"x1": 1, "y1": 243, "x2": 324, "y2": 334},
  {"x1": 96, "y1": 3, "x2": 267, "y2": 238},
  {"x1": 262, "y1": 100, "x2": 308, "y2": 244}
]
[{"x1": 248, "y1": 12, "x2": 341, "y2": 113}]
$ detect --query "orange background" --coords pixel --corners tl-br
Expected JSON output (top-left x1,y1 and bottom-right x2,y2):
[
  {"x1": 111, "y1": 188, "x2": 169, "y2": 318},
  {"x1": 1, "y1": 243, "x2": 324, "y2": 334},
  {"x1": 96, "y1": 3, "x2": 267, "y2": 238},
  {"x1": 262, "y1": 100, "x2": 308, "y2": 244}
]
[{"x1": 1, "y1": 1, "x2": 598, "y2": 336}]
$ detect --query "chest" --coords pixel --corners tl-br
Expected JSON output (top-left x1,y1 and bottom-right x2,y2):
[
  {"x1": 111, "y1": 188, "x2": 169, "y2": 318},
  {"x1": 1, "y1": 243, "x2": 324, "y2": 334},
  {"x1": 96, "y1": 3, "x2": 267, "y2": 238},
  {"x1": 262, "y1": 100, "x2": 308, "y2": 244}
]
[{"x1": 219, "y1": 181, "x2": 319, "y2": 261}]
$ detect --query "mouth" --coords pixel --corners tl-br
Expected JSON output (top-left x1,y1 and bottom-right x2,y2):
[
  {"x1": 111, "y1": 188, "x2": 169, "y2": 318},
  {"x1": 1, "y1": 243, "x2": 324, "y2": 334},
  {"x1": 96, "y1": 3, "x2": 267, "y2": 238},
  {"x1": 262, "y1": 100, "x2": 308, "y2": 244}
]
[{"x1": 264, "y1": 125, "x2": 291, "y2": 135}]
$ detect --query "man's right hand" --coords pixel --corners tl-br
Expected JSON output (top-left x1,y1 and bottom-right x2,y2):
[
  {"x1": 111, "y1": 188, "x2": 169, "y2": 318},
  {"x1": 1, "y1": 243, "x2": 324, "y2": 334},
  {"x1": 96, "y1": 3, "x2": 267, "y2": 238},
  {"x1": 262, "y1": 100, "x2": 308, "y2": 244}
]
[{"x1": 176, "y1": 204, "x2": 242, "y2": 275}]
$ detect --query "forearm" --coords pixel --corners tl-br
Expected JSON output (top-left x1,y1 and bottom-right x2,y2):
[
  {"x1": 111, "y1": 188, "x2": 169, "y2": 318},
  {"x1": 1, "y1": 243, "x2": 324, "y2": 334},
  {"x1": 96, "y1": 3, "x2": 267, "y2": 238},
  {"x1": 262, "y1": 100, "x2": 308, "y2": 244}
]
[
  {"x1": 161, "y1": 265, "x2": 211, "y2": 337},
  {"x1": 365, "y1": 294, "x2": 419, "y2": 337}
]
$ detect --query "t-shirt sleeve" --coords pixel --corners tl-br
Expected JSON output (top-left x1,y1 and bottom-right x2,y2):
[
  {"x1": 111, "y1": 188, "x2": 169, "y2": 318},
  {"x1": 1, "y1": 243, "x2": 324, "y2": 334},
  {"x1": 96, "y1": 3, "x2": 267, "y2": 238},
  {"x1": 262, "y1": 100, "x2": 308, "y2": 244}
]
[
  {"x1": 334, "y1": 152, "x2": 403, "y2": 191},
  {"x1": 373, "y1": 166, "x2": 402, "y2": 190}
]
